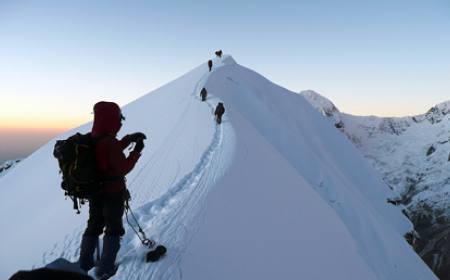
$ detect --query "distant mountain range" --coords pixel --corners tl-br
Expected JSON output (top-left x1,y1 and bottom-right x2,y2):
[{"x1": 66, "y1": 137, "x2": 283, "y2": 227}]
[{"x1": 301, "y1": 90, "x2": 450, "y2": 279}]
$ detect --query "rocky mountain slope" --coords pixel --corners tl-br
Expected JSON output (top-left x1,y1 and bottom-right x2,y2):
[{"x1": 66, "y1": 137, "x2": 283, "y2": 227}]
[
  {"x1": 301, "y1": 90, "x2": 450, "y2": 279},
  {"x1": 0, "y1": 159, "x2": 21, "y2": 178}
]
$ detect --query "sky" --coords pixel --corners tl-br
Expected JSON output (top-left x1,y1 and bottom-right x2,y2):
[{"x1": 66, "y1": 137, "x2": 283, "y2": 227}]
[{"x1": 0, "y1": 0, "x2": 449, "y2": 163}]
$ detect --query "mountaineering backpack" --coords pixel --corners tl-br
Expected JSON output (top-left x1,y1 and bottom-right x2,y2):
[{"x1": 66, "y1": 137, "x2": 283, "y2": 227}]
[{"x1": 53, "y1": 133, "x2": 100, "y2": 213}]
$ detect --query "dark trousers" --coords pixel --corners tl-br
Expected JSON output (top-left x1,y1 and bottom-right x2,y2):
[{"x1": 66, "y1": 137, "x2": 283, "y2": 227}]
[
  {"x1": 84, "y1": 191, "x2": 125, "y2": 237},
  {"x1": 215, "y1": 114, "x2": 223, "y2": 124},
  {"x1": 79, "y1": 191, "x2": 125, "y2": 272}
]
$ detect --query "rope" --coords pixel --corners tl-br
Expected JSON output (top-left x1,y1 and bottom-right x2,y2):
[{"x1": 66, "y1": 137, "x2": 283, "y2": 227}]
[{"x1": 125, "y1": 200, "x2": 155, "y2": 248}]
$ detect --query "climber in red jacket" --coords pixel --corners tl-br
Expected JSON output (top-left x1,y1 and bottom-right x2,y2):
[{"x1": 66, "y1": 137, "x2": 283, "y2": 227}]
[{"x1": 79, "y1": 101, "x2": 146, "y2": 279}]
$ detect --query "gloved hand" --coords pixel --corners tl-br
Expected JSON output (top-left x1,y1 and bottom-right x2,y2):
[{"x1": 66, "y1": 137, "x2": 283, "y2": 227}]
[
  {"x1": 128, "y1": 132, "x2": 147, "y2": 143},
  {"x1": 134, "y1": 139, "x2": 145, "y2": 153}
]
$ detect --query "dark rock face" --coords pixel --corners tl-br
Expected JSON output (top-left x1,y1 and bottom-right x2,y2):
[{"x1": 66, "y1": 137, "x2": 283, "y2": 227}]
[
  {"x1": 0, "y1": 160, "x2": 21, "y2": 177},
  {"x1": 379, "y1": 118, "x2": 410, "y2": 135},
  {"x1": 409, "y1": 205, "x2": 450, "y2": 279},
  {"x1": 425, "y1": 102, "x2": 450, "y2": 124}
]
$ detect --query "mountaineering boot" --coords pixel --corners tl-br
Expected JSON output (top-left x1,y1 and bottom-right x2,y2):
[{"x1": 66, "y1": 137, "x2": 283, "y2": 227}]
[
  {"x1": 95, "y1": 265, "x2": 118, "y2": 280},
  {"x1": 96, "y1": 235, "x2": 121, "y2": 279},
  {"x1": 146, "y1": 245, "x2": 167, "y2": 262},
  {"x1": 79, "y1": 235, "x2": 99, "y2": 272}
]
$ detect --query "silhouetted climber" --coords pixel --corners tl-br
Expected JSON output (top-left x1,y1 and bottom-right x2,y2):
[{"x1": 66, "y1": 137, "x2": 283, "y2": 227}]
[
  {"x1": 215, "y1": 50, "x2": 223, "y2": 57},
  {"x1": 78, "y1": 101, "x2": 146, "y2": 279},
  {"x1": 208, "y1": 60, "x2": 213, "y2": 72},
  {"x1": 214, "y1": 102, "x2": 225, "y2": 124},
  {"x1": 200, "y1": 87, "x2": 208, "y2": 101}
]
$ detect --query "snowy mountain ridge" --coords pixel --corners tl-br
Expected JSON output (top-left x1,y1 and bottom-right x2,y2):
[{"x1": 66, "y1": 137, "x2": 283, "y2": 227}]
[
  {"x1": 301, "y1": 90, "x2": 450, "y2": 278},
  {"x1": 0, "y1": 159, "x2": 21, "y2": 178},
  {"x1": 301, "y1": 90, "x2": 340, "y2": 118},
  {"x1": 0, "y1": 56, "x2": 436, "y2": 279},
  {"x1": 304, "y1": 90, "x2": 450, "y2": 132},
  {"x1": 420, "y1": 100, "x2": 450, "y2": 124}
]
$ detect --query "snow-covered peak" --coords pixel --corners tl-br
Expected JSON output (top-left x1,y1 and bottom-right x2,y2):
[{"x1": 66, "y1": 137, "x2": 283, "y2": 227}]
[
  {"x1": 221, "y1": 54, "x2": 236, "y2": 65},
  {"x1": 423, "y1": 100, "x2": 450, "y2": 124},
  {"x1": 0, "y1": 59, "x2": 436, "y2": 279},
  {"x1": 300, "y1": 90, "x2": 340, "y2": 116},
  {"x1": 428, "y1": 100, "x2": 450, "y2": 114},
  {"x1": 300, "y1": 90, "x2": 342, "y2": 127}
]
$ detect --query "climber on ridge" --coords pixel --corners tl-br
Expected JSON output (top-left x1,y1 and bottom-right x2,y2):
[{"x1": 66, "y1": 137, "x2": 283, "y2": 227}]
[{"x1": 214, "y1": 102, "x2": 225, "y2": 125}]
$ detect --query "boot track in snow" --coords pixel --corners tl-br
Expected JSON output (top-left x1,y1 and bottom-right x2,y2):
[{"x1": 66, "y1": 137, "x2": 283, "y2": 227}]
[
  {"x1": 115, "y1": 65, "x2": 229, "y2": 280},
  {"x1": 39, "y1": 58, "x2": 232, "y2": 280}
]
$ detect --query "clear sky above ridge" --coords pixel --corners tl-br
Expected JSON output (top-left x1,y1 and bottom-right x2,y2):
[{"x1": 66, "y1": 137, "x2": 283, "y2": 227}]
[{"x1": 1, "y1": 0, "x2": 450, "y2": 162}]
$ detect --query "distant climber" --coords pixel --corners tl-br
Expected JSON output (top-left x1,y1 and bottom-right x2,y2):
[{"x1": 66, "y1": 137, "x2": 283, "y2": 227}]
[
  {"x1": 78, "y1": 101, "x2": 146, "y2": 279},
  {"x1": 215, "y1": 50, "x2": 223, "y2": 57},
  {"x1": 214, "y1": 102, "x2": 225, "y2": 124},
  {"x1": 208, "y1": 60, "x2": 213, "y2": 72},
  {"x1": 200, "y1": 87, "x2": 208, "y2": 101}
]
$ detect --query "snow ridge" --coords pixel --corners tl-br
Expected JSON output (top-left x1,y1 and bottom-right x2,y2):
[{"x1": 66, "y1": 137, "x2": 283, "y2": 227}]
[
  {"x1": 203, "y1": 64, "x2": 435, "y2": 279},
  {"x1": 0, "y1": 159, "x2": 21, "y2": 178},
  {"x1": 0, "y1": 56, "x2": 435, "y2": 279},
  {"x1": 115, "y1": 64, "x2": 231, "y2": 280}
]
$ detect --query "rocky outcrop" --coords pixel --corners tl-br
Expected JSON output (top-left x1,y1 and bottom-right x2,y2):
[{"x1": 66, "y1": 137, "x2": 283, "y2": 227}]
[
  {"x1": 424, "y1": 101, "x2": 450, "y2": 124},
  {"x1": 0, "y1": 160, "x2": 21, "y2": 178}
]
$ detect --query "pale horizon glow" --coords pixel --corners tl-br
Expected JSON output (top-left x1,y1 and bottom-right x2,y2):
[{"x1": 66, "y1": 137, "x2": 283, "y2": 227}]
[{"x1": 1, "y1": 0, "x2": 449, "y2": 162}]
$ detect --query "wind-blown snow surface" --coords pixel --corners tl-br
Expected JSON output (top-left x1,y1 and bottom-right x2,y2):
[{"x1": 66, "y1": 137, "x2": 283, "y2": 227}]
[{"x1": 0, "y1": 56, "x2": 435, "y2": 279}]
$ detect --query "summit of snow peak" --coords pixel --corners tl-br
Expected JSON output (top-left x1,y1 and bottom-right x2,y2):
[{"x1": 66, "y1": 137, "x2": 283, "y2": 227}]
[{"x1": 220, "y1": 55, "x2": 237, "y2": 65}]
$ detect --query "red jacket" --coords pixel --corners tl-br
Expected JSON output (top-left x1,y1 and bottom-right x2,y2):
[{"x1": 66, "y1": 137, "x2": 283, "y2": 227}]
[{"x1": 91, "y1": 101, "x2": 140, "y2": 193}]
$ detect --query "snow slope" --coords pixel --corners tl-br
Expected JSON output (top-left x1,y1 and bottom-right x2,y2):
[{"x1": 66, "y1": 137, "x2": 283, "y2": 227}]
[
  {"x1": 0, "y1": 159, "x2": 21, "y2": 178},
  {"x1": 0, "y1": 56, "x2": 435, "y2": 279},
  {"x1": 301, "y1": 90, "x2": 450, "y2": 277}
]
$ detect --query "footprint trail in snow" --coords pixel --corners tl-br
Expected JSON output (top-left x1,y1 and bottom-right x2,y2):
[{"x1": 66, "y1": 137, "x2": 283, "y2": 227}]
[{"x1": 114, "y1": 60, "x2": 233, "y2": 280}]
